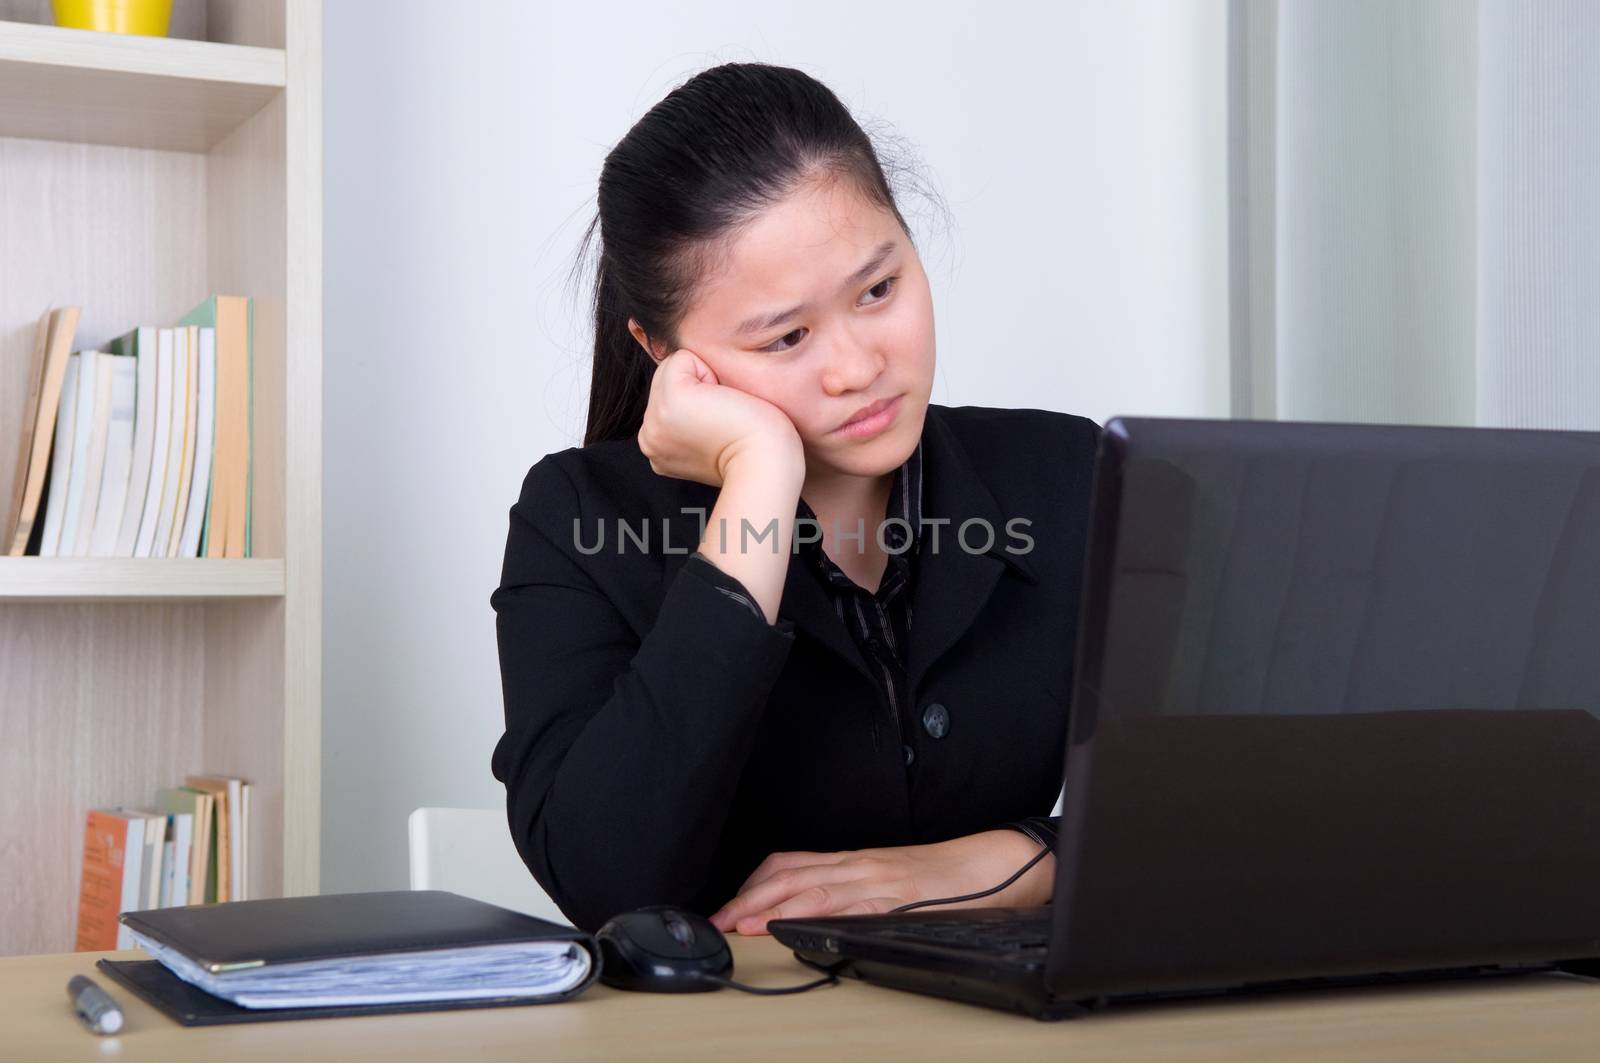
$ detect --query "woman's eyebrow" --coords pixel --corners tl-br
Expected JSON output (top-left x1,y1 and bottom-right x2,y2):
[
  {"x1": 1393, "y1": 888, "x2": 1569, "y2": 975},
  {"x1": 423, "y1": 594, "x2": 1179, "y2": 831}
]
[{"x1": 735, "y1": 239, "x2": 899, "y2": 336}]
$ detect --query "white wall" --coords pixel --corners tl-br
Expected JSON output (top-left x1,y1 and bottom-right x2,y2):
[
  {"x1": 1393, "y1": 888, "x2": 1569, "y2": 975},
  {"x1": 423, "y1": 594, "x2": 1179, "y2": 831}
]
[
  {"x1": 322, "y1": 0, "x2": 1230, "y2": 893},
  {"x1": 1476, "y1": 0, "x2": 1600, "y2": 430},
  {"x1": 1274, "y1": 0, "x2": 1479, "y2": 426}
]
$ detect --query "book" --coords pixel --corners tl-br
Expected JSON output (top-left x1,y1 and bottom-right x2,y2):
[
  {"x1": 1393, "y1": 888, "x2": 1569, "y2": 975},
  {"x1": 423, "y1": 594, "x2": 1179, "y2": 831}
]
[
  {"x1": 53, "y1": 350, "x2": 103, "y2": 556},
  {"x1": 133, "y1": 328, "x2": 175, "y2": 557},
  {"x1": 134, "y1": 809, "x2": 168, "y2": 912},
  {"x1": 160, "y1": 812, "x2": 194, "y2": 908},
  {"x1": 165, "y1": 327, "x2": 198, "y2": 556},
  {"x1": 151, "y1": 327, "x2": 188, "y2": 557},
  {"x1": 182, "y1": 785, "x2": 221, "y2": 904},
  {"x1": 3, "y1": 309, "x2": 51, "y2": 551},
  {"x1": 112, "y1": 808, "x2": 165, "y2": 914},
  {"x1": 14, "y1": 304, "x2": 248, "y2": 558},
  {"x1": 107, "y1": 325, "x2": 157, "y2": 557},
  {"x1": 198, "y1": 774, "x2": 244, "y2": 902},
  {"x1": 70, "y1": 351, "x2": 117, "y2": 557},
  {"x1": 37, "y1": 353, "x2": 81, "y2": 557},
  {"x1": 177, "y1": 327, "x2": 216, "y2": 558},
  {"x1": 161, "y1": 830, "x2": 177, "y2": 906},
  {"x1": 7, "y1": 306, "x2": 79, "y2": 556},
  {"x1": 235, "y1": 781, "x2": 246, "y2": 901},
  {"x1": 239, "y1": 782, "x2": 251, "y2": 906},
  {"x1": 74, "y1": 809, "x2": 145, "y2": 951},
  {"x1": 184, "y1": 775, "x2": 236, "y2": 902},
  {"x1": 111, "y1": 892, "x2": 600, "y2": 1012},
  {"x1": 156, "y1": 788, "x2": 210, "y2": 905},
  {"x1": 190, "y1": 791, "x2": 214, "y2": 905},
  {"x1": 75, "y1": 811, "x2": 134, "y2": 951},
  {"x1": 180, "y1": 296, "x2": 251, "y2": 558},
  {"x1": 149, "y1": 810, "x2": 169, "y2": 909},
  {"x1": 88, "y1": 354, "x2": 137, "y2": 556}
]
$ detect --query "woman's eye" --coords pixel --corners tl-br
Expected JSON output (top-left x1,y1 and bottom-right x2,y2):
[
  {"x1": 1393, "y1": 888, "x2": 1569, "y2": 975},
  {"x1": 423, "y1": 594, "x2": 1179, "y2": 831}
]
[
  {"x1": 763, "y1": 328, "x2": 807, "y2": 353},
  {"x1": 862, "y1": 275, "x2": 899, "y2": 304},
  {"x1": 759, "y1": 277, "x2": 898, "y2": 352}
]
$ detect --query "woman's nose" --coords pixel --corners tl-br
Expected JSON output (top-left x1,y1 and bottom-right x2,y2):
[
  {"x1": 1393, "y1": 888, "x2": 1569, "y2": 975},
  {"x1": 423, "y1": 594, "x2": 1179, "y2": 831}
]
[{"x1": 821, "y1": 331, "x2": 885, "y2": 395}]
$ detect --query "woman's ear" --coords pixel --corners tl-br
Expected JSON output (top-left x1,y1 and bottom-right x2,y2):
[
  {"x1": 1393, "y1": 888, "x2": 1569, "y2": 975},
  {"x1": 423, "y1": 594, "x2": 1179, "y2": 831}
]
[{"x1": 627, "y1": 318, "x2": 666, "y2": 364}]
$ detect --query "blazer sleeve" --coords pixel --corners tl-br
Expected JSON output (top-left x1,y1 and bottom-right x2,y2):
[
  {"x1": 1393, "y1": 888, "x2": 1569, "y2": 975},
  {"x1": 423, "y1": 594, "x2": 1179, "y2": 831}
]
[
  {"x1": 683, "y1": 550, "x2": 767, "y2": 622},
  {"x1": 999, "y1": 816, "x2": 1059, "y2": 849},
  {"x1": 490, "y1": 458, "x2": 797, "y2": 932}
]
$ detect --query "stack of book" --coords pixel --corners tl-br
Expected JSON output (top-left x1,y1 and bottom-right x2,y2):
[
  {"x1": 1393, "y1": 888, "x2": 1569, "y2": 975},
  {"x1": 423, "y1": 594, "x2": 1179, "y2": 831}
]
[
  {"x1": 3, "y1": 296, "x2": 254, "y2": 558},
  {"x1": 75, "y1": 774, "x2": 252, "y2": 951}
]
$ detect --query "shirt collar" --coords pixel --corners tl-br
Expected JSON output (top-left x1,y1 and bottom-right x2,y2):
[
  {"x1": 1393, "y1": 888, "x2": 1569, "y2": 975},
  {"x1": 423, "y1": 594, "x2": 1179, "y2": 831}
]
[{"x1": 795, "y1": 440, "x2": 924, "y2": 585}]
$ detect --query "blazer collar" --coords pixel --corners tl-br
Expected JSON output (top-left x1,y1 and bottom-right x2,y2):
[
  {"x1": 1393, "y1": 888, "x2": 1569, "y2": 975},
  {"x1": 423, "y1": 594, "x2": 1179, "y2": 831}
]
[
  {"x1": 659, "y1": 405, "x2": 1035, "y2": 688},
  {"x1": 901, "y1": 405, "x2": 1036, "y2": 688}
]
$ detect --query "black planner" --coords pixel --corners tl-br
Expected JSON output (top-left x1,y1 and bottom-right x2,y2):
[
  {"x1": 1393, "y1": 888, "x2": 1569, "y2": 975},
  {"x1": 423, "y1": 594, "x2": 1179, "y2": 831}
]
[{"x1": 100, "y1": 890, "x2": 601, "y2": 1026}]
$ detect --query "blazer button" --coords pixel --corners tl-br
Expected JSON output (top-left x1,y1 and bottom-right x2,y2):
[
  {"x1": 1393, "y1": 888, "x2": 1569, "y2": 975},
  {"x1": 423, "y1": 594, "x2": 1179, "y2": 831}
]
[
  {"x1": 922, "y1": 702, "x2": 950, "y2": 739},
  {"x1": 903, "y1": 744, "x2": 915, "y2": 766}
]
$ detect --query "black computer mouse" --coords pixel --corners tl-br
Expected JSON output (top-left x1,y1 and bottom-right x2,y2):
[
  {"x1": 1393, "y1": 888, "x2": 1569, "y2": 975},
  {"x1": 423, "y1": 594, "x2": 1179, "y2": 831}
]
[{"x1": 595, "y1": 905, "x2": 734, "y2": 992}]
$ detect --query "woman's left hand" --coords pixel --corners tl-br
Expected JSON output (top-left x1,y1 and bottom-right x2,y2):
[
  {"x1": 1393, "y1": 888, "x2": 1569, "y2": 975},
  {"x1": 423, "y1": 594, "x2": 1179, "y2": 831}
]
[{"x1": 709, "y1": 830, "x2": 1055, "y2": 936}]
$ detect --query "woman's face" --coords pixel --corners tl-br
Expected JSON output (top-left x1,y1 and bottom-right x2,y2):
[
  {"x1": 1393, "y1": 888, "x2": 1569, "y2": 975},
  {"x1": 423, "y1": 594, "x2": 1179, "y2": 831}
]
[{"x1": 638, "y1": 174, "x2": 937, "y2": 481}]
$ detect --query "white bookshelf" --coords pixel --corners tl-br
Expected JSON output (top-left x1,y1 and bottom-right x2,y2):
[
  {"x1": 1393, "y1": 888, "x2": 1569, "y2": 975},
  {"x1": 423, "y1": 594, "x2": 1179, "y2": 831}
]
[
  {"x1": 0, "y1": 19, "x2": 285, "y2": 150},
  {"x1": 0, "y1": 0, "x2": 321, "y2": 955},
  {"x1": 0, "y1": 558, "x2": 285, "y2": 599}
]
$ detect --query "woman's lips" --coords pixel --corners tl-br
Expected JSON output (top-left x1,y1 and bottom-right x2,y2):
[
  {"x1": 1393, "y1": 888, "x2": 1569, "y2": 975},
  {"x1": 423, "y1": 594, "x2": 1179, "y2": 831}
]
[{"x1": 835, "y1": 394, "x2": 903, "y2": 439}]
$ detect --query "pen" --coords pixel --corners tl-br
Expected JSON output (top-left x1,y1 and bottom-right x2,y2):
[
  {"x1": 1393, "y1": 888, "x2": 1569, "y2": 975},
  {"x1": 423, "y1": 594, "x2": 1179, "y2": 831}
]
[{"x1": 67, "y1": 974, "x2": 123, "y2": 1035}]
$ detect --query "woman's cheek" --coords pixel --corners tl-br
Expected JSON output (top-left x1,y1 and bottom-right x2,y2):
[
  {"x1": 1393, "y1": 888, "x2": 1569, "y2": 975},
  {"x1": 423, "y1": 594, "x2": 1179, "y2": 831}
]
[
  {"x1": 882, "y1": 308, "x2": 936, "y2": 384},
  {"x1": 704, "y1": 357, "x2": 773, "y2": 400},
  {"x1": 732, "y1": 365, "x2": 813, "y2": 429}
]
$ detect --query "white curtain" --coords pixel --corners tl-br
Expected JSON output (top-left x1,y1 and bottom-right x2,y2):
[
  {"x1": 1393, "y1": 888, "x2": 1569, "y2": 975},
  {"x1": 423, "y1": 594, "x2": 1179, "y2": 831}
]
[{"x1": 1239, "y1": 0, "x2": 1600, "y2": 430}]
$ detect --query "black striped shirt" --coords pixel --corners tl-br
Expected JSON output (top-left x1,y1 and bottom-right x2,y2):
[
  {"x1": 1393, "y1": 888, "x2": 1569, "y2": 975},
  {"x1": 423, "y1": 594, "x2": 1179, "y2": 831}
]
[{"x1": 795, "y1": 441, "x2": 923, "y2": 765}]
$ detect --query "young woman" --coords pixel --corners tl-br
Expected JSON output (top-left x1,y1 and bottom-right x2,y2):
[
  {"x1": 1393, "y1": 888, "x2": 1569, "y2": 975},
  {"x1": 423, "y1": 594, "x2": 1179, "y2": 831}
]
[{"x1": 491, "y1": 63, "x2": 1101, "y2": 936}]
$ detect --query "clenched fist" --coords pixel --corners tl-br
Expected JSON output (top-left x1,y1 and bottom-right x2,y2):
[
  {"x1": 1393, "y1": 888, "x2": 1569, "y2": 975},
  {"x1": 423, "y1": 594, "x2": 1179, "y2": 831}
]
[{"x1": 636, "y1": 349, "x2": 803, "y2": 487}]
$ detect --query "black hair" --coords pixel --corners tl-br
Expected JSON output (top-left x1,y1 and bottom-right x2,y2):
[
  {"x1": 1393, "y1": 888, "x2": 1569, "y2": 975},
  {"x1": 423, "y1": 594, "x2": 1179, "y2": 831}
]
[{"x1": 576, "y1": 62, "x2": 928, "y2": 447}]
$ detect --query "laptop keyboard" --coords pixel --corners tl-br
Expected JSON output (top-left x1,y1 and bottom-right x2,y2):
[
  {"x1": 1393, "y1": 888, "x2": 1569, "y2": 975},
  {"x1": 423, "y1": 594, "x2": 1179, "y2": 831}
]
[{"x1": 870, "y1": 915, "x2": 1052, "y2": 956}]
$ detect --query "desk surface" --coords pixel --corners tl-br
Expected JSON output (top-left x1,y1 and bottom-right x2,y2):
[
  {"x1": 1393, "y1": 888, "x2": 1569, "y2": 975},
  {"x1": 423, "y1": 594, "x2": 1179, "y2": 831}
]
[{"x1": 9, "y1": 936, "x2": 1600, "y2": 1061}]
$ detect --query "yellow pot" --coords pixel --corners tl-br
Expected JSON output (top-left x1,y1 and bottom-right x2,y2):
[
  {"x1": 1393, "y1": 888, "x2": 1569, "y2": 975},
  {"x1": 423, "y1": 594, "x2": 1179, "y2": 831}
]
[{"x1": 52, "y1": 0, "x2": 173, "y2": 37}]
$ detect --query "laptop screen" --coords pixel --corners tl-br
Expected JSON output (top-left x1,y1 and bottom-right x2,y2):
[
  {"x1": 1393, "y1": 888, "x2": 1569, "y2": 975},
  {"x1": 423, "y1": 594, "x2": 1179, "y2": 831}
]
[{"x1": 1049, "y1": 418, "x2": 1600, "y2": 998}]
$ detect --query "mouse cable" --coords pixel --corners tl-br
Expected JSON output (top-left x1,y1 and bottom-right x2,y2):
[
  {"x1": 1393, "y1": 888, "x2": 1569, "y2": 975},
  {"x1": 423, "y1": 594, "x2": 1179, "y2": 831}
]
[
  {"x1": 887, "y1": 839, "x2": 1052, "y2": 914},
  {"x1": 694, "y1": 958, "x2": 846, "y2": 996}
]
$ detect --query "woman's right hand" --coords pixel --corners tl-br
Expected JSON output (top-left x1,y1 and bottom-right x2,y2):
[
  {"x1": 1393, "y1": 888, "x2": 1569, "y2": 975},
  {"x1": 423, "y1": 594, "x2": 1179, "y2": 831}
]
[{"x1": 637, "y1": 349, "x2": 804, "y2": 487}]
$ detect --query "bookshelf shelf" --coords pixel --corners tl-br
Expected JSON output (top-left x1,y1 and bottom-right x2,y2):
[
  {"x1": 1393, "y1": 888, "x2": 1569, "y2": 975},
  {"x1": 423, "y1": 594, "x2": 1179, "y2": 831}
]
[
  {"x1": 0, "y1": 558, "x2": 285, "y2": 600},
  {"x1": 0, "y1": 0, "x2": 320, "y2": 956},
  {"x1": 0, "y1": 20, "x2": 284, "y2": 151}
]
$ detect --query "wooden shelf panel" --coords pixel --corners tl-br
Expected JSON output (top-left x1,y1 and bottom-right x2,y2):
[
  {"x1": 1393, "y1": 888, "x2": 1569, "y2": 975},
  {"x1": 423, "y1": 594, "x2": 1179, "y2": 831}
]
[
  {"x1": 0, "y1": 558, "x2": 285, "y2": 600},
  {"x1": 0, "y1": 20, "x2": 284, "y2": 151}
]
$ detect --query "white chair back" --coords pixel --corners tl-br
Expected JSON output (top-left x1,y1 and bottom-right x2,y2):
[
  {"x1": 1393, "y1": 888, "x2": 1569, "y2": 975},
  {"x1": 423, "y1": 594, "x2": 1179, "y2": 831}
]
[{"x1": 406, "y1": 806, "x2": 569, "y2": 924}]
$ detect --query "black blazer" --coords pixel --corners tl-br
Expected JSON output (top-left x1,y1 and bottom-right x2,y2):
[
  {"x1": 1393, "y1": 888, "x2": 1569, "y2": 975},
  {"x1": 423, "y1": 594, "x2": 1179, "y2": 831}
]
[{"x1": 491, "y1": 403, "x2": 1102, "y2": 932}]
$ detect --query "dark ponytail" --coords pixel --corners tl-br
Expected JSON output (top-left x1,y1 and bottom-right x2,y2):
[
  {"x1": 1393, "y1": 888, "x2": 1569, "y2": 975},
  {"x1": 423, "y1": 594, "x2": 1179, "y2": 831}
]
[
  {"x1": 583, "y1": 253, "x2": 656, "y2": 450},
  {"x1": 580, "y1": 62, "x2": 917, "y2": 447}
]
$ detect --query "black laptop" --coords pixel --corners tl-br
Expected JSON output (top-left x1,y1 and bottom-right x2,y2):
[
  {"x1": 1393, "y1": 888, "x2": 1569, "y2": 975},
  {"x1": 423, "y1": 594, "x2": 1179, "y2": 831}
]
[{"x1": 770, "y1": 416, "x2": 1600, "y2": 1019}]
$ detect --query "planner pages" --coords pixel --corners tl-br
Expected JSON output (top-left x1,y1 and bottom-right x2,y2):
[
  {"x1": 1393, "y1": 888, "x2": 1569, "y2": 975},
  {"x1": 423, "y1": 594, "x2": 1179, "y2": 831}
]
[{"x1": 129, "y1": 929, "x2": 593, "y2": 1008}]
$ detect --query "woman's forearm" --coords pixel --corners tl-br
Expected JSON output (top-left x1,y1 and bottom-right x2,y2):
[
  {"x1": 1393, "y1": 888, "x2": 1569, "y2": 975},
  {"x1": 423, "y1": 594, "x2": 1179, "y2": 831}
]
[
  {"x1": 697, "y1": 445, "x2": 806, "y2": 624},
  {"x1": 965, "y1": 829, "x2": 1056, "y2": 907}
]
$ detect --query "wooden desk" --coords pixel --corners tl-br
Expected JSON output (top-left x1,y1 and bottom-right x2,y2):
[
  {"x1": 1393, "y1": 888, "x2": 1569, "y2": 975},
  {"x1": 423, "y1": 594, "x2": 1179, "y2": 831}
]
[{"x1": 9, "y1": 935, "x2": 1600, "y2": 1061}]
